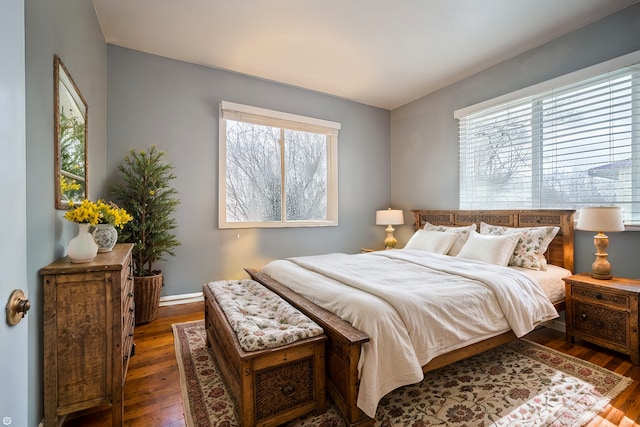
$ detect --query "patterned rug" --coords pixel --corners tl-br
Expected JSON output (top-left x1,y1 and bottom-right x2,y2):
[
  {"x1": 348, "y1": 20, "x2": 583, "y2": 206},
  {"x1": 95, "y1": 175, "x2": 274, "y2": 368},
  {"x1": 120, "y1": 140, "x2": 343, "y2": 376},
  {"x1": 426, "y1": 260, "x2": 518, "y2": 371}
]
[{"x1": 173, "y1": 320, "x2": 631, "y2": 427}]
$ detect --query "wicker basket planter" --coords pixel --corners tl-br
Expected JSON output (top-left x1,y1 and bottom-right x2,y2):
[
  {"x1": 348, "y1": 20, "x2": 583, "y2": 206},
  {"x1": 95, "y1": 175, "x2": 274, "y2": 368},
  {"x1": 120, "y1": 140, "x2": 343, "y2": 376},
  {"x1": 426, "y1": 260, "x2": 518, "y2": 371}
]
[{"x1": 134, "y1": 272, "x2": 163, "y2": 324}]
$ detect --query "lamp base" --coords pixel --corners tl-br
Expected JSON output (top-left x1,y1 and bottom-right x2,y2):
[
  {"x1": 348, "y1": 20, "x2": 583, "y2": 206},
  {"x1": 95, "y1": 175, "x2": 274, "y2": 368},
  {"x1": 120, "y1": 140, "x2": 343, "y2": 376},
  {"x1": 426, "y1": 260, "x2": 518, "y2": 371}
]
[
  {"x1": 384, "y1": 225, "x2": 397, "y2": 250},
  {"x1": 591, "y1": 233, "x2": 612, "y2": 280}
]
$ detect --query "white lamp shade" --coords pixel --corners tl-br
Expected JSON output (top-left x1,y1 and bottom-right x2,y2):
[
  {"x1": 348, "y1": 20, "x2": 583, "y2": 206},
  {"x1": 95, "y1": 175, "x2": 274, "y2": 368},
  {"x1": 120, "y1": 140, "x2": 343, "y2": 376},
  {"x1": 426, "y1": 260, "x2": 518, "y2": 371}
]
[
  {"x1": 576, "y1": 206, "x2": 624, "y2": 232},
  {"x1": 376, "y1": 209, "x2": 404, "y2": 225}
]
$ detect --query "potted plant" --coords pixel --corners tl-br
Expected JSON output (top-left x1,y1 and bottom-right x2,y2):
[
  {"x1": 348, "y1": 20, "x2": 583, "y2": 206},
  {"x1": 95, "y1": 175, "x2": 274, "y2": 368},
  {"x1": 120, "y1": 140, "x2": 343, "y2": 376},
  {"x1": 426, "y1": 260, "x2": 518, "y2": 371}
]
[
  {"x1": 110, "y1": 145, "x2": 181, "y2": 324},
  {"x1": 92, "y1": 200, "x2": 133, "y2": 252}
]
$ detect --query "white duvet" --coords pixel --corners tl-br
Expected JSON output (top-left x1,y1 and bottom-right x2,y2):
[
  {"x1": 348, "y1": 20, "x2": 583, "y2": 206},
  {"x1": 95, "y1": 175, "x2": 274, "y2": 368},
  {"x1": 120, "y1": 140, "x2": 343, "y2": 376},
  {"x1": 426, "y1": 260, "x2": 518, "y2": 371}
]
[{"x1": 262, "y1": 249, "x2": 558, "y2": 418}]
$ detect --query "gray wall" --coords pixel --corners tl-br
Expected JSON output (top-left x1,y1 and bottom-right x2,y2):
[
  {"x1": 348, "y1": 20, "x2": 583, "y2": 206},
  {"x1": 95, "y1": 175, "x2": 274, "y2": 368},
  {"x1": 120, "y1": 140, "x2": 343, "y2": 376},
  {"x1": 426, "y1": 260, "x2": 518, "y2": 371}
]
[
  {"x1": 25, "y1": 0, "x2": 107, "y2": 423},
  {"x1": 391, "y1": 3, "x2": 640, "y2": 278},
  {"x1": 106, "y1": 45, "x2": 391, "y2": 296}
]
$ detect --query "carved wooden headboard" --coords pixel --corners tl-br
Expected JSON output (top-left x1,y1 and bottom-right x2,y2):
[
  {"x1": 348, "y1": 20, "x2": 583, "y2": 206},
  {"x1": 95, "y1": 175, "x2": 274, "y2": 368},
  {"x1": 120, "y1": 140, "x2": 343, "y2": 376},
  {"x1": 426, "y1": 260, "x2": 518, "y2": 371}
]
[{"x1": 412, "y1": 209, "x2": 575, "y2": 273}]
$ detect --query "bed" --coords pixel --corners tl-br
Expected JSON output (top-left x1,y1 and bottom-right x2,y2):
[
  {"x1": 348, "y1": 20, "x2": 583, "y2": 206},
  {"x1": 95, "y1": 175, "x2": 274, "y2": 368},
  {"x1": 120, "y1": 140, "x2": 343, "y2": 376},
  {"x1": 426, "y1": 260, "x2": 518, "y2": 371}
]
[{"x1": 246, "y1": 209, "x2": 575, "y2": 426}]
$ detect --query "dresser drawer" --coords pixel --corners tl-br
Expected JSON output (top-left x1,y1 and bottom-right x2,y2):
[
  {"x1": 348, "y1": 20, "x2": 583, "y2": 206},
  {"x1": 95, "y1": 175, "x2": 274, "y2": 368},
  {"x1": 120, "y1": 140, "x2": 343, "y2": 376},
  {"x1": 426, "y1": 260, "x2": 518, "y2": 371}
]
[
  {"x1": 121, "y1": 259, "x2": 134, "y2": 312},
  {"x1": 571, "y1": 285, "x2": 629, "y2": 308},
  {"x1": 122, "y1": 280, "x2": 134, "y2": 312},
  {"x1": 571, "y1": 300, "x2": 629, "y2": 346},
  {"x1": 122, "y1": 287, "x2": 135, "y2": 372},
  {"x1": 122, "y1": 324, "x2": 135, "y2": 378}
]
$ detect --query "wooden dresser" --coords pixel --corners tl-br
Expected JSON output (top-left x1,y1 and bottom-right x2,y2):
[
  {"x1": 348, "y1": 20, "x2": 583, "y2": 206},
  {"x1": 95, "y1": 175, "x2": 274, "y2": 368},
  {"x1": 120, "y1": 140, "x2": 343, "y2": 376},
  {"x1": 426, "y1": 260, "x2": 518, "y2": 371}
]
[
  {"x1": 40, "y1": 243, "x2": 135, "y2": 427},
  {"x1": 564, "y1": 273, "x2": 640, "y2": 365}
]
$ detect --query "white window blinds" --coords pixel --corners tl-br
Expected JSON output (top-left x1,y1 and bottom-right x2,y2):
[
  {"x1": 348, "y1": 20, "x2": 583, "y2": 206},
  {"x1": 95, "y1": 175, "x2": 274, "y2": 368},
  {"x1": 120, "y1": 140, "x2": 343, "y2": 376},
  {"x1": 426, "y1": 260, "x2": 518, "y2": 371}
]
[{"x1": 456, "y1": 54, "x2": 640, "y2": 225}]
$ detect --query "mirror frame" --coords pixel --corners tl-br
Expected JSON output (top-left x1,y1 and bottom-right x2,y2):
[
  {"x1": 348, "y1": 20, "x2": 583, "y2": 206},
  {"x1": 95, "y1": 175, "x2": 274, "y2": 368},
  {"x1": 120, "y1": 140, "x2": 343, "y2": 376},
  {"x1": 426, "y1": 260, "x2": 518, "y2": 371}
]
[{"x1": 54, "y1": 54, "x2": 88, "y2": 210}]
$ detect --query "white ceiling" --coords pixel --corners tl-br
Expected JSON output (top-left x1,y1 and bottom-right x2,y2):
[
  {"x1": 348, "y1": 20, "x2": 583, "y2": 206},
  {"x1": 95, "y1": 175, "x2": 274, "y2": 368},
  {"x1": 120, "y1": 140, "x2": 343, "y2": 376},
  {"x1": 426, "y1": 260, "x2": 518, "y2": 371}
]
[{"x1": 92, "y1": 0, "x2": 637, "y2": 110}]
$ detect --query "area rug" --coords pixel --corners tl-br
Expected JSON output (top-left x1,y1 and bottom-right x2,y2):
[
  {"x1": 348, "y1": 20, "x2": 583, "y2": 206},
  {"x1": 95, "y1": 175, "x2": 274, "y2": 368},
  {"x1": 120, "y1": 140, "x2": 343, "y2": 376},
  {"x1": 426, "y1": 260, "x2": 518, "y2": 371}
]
[{"x1": 173, "y1": 320, "x2": 631, "y2": 427}]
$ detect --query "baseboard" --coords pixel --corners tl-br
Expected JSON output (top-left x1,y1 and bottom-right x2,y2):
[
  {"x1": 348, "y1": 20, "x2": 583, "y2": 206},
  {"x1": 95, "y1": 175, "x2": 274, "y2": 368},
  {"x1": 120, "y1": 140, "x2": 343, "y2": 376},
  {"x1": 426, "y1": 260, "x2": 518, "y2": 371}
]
[
  {"x1": 544, "y1": 319, "x2": 566, "y2": 333},
  {"x1": 159, "y1": 292, "x2": 204, "y2": 306}
]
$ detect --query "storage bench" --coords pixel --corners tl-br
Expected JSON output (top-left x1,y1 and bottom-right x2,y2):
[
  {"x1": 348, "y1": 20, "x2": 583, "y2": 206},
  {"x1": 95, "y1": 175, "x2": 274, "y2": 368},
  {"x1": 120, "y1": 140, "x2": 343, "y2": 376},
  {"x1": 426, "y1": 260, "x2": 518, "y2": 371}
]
[{"x1": 203, "y1": 279, "x2": 327, "y2": 427}]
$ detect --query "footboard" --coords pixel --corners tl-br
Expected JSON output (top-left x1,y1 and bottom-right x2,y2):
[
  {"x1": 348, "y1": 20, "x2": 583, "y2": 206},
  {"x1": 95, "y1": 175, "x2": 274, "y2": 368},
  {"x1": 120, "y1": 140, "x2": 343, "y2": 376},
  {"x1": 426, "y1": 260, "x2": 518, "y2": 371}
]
[{"x1": 246, "y1": 269, "x2": 373, "y2": 427}]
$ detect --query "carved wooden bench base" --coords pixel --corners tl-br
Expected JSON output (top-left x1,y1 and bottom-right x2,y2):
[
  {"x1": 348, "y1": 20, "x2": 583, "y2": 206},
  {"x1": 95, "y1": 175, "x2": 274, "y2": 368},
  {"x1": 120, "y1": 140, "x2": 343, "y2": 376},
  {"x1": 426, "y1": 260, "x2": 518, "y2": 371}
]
[{"x1": 204, "y1": 282, "x2": 327, "y2": 427}]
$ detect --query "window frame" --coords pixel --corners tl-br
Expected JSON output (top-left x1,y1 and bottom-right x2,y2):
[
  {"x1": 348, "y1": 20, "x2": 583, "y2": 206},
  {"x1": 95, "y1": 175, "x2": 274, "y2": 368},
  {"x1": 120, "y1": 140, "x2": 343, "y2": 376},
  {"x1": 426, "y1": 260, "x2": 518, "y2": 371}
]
[
  {"x1": 218, "y1": 101, "x2": 340, "y2": 229},
  {"x1": 455, "y1": 50, "x2": 640, "y2": 228}
]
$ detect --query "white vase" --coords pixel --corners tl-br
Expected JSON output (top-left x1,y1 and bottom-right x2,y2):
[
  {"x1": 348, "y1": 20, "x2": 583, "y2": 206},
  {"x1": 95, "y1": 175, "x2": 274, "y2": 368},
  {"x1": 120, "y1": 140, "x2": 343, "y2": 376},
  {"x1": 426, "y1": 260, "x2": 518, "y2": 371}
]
[
  {"x1": 67, "y1": 223, "x2": 99, "y2": 263},
  {"x1": 92, "y1": 224, "x2": 118, "y2": 252}
]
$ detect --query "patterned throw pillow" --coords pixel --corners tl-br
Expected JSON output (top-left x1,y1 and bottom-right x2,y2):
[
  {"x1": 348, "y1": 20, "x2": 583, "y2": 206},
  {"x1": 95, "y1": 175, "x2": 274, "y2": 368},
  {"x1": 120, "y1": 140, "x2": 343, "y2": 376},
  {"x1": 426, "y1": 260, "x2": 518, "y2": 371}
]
[
  {"x1": 479, "y1": 222, "x2": 559, "y2": 270},
  {"x1": 422, "y1": 222, "x2": 476, "y2": 256}
]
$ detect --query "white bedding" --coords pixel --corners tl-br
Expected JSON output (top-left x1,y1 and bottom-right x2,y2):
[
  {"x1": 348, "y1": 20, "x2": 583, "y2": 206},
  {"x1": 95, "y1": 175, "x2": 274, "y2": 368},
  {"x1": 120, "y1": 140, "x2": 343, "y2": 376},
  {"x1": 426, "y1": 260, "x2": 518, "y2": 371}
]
[
  {"x1": 262, "y1": 249, "x2": 560, "y2": 418},
  {"x1": 514, "y1": 264, "x2": 571, "y2": 304}
]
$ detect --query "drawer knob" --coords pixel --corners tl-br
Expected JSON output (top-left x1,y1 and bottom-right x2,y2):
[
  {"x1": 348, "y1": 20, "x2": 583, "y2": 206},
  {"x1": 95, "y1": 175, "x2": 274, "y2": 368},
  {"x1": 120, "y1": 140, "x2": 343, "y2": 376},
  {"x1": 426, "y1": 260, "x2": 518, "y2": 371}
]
[
  {"x1": 611, "y1": 322, "x2": 618, "y2": 330},
  {"x1": 581, "y1": 312, "x2": 587, "y2": 321},
  {"x1": 595, "y1": 293, "x2": 602, "y2": 300},
  {"x1": 281, "y1": 384, "x2": 295, "y2": 397}
]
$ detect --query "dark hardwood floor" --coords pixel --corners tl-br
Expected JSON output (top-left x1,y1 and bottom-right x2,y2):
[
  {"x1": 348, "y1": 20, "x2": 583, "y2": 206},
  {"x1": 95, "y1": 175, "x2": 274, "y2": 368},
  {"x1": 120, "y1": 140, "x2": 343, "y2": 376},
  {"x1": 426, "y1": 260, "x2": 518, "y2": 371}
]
[{"x1": 62, "y1": 302, "x2": 640, "y2": 426}]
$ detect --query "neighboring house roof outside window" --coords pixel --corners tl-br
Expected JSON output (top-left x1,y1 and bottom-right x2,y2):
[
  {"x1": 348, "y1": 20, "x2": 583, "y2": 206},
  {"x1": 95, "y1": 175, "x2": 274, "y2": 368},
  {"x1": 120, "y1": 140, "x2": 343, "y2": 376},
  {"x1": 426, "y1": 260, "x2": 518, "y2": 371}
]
[{"x1": 588, "y1": 159, "x2": 632, "y2": 180}]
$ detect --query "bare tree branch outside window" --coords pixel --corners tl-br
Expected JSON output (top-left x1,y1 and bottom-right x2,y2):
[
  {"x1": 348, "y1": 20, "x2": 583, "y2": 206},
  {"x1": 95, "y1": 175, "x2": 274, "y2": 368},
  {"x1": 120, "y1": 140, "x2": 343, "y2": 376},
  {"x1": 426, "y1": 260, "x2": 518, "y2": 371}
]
[{"x1": 225, "y1": 120, "x2": 328, "y2": 223}]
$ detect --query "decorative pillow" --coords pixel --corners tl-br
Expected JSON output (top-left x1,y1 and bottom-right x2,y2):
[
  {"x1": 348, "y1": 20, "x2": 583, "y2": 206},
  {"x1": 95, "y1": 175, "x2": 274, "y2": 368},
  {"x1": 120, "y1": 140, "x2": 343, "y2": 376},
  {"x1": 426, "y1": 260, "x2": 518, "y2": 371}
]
[
  {"x1": 456, "y1": 230, "x2": 522, "y2": 266},
  {"x1": 404, "y1": 230, "x2": 458, "y2": 254},
  {"x1": 480, "y1": 222, "x2": 559, "y2": 271},
  {"x1": 422, "y1": 222, "x2": 476, "y2": 256}
]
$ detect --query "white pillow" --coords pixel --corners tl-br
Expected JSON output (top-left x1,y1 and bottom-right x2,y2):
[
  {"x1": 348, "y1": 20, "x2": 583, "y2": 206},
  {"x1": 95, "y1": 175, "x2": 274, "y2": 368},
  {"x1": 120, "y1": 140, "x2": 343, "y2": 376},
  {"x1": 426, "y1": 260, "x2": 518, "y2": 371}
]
[
  {"x1": 479, "y1": 222, "x2": 559, "y2": 270},
  {"x1": 422, "y1": 222, "x2": 476, "y2": 256},
  {"x1": 456, "y1": 230, "x2": 523, "y2": 266},
  {"x1": 404, "y1": 230, "x2": 458, "y2": 254}
]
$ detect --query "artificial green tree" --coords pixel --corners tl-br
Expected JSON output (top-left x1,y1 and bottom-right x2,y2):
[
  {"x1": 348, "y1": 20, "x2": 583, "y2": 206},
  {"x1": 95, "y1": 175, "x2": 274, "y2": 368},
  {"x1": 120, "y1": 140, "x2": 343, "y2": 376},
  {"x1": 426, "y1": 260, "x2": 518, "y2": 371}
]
[
  {"x1": 110, "y1": 145, "x2": 181, "y2": 323},
  {"x1": 110, "y1": 145, "x2": 181, "y2": 276}
]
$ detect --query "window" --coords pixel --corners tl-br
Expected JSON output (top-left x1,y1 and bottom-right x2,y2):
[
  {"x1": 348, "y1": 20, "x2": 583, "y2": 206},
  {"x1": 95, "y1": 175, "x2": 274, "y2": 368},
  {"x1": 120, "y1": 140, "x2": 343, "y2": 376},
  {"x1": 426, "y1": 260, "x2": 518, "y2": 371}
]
[
  {"x1": 219, "y1": 101, "x2": 340, "y2": 228},
  {"x1": 456, "y1": 52, "x2": 640, "y2": 225}
]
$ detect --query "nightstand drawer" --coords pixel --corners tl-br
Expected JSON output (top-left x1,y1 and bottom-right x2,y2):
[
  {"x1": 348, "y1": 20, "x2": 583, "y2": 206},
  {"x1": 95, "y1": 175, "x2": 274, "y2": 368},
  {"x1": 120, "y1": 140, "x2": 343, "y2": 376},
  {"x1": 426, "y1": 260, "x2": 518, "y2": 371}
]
[
  {"x1": 571, "y1": 301, "x2": 629, "y2": 346},
  {"x1": 572, "y1": 285, "x2": 629, "y2": 308}
]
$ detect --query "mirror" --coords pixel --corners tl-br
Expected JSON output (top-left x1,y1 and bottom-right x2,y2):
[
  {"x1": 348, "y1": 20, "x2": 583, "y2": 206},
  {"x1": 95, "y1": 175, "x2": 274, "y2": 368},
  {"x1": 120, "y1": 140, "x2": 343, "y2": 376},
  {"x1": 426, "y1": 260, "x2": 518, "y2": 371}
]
[{"x1": 54, "y1": 54, "x2": 88, "y2": 209}]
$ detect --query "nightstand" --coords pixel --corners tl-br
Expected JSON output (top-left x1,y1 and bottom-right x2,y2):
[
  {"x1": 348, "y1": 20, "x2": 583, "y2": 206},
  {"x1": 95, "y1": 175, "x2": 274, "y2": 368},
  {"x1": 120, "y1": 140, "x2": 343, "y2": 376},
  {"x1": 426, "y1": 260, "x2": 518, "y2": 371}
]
[
  {"x1": 564, "y1": 273, "x2": 640, "y2": 365},
  {"x1": 361, "y1": 248, "x2": 399, "y2": 252}
]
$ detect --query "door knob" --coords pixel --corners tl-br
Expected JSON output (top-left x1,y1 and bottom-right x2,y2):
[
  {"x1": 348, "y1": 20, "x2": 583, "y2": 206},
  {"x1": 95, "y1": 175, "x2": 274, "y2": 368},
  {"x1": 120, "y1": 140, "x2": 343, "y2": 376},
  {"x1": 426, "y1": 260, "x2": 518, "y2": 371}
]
[{"x1": 6, "y1": 289, "x2": 30, "y2": 326}]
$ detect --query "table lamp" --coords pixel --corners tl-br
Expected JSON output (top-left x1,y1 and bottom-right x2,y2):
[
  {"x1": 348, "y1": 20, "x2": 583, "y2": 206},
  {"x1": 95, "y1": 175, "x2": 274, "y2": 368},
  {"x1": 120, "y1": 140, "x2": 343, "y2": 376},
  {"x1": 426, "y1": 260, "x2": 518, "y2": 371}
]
[
  {"x1": 376, "y1": 208, "x2": 404, "y2": 249},
  {"x1": 576, "y1": 206, "x2": 624, "y2": 279}
]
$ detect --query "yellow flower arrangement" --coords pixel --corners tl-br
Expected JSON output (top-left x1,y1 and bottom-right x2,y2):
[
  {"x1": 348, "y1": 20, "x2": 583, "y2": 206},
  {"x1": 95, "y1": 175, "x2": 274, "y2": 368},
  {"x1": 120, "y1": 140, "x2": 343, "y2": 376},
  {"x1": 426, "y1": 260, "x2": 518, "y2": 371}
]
[
  {"x1": 60, "y1": 176, "x2": 81, "y2": 197},
  {"x1": 64, "y1": 199, "x2": 101, "y2": 225},
  {"x1": 96, "y1": 200, "x2": 133, "y2": 229},
  {"x1": 65, "y1": 199, "x2": 133, "y2": 229}
]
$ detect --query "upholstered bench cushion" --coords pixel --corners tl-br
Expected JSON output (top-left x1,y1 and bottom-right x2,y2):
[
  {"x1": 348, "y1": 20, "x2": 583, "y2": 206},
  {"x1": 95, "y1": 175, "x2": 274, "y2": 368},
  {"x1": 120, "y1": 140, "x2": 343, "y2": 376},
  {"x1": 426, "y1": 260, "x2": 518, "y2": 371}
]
[{"x1": 206, "y1": 279, "x2": 324, "y2": 352}]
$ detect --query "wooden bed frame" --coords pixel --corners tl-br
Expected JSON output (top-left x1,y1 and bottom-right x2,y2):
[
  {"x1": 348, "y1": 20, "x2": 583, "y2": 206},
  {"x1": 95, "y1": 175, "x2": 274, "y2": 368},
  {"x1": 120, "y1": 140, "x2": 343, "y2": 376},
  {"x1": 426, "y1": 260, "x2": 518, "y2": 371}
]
[{"x1": 246, "y1": 209, "x2": 575, "y2": 427}]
